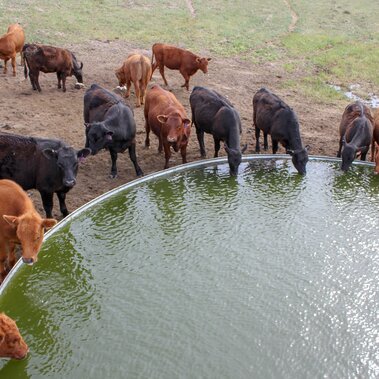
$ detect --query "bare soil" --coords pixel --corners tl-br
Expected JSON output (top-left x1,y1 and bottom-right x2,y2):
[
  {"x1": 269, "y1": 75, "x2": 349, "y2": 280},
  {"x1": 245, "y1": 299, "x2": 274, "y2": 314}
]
[{"x1": 0, "y1": 40, "x2": 344, "y2": 220}]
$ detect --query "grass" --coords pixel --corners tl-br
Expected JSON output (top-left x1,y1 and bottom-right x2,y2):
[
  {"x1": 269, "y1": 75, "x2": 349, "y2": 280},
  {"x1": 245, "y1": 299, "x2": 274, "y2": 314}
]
[{"x1": 1, "y1": 0, "x2": 378, "y2": 102}]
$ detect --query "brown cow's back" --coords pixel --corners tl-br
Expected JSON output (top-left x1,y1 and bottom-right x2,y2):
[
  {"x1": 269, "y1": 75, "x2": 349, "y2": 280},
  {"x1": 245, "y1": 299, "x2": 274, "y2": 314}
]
[
  {"x1": 339, "y1": 101, "x2": 373, "y2": 137},
  {"x1": 6, "y1": 24, "x2": 25, "y2": 57}
]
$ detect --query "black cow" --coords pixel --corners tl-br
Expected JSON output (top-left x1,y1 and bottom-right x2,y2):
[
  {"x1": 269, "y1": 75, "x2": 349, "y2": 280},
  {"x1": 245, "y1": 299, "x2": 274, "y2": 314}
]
[
  {"x1": 190, "y1": 86, "x2": 246, "y2": 176},
  {"x1": 253, "y1": 87, "x2": 309, "y2": 175},
  {"x1": 337, "y1": 101, "x2": 373, "y2": 171},
  {"x1": 0, "y1": 133, "x2": 90, "y2": 218},
  {"x1": 84, "y1": 84, "x2": 143, "y2": 178},
  {"x1": 23, "y1": 44, "x2": 83, "y2": 92}
]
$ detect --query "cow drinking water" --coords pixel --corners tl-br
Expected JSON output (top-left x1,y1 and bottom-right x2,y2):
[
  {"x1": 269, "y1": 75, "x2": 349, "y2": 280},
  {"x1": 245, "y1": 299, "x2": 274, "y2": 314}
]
[
  {"x1": 0, "y1": 133, "x2": 90, "y2": 218},
  {"x1": 337, "y1": 101, "x2": 373, "y2": 172},
  {"x1": 253, "y1": 88, "x2": 309, "y2": 175},
  {"x1": 190, "y1": 86, "x2": 246, "y2": 176},
  {"x1": 0, "y1": 179, "x2": 57, "y2": 281},
  {"x1": 84, "y1": 84, "x2": 143, "y2": 178}
]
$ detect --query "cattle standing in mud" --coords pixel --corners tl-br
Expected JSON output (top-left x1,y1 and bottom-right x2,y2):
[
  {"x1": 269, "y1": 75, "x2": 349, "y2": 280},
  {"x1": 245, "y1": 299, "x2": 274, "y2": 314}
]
[
  {"x1": 0, "y1": 179, "x2": 56, "y2": 281},
  {"x1": 151, "y1": 43, "x2": 211, "y2": 90},
  {"x1": 0, "y1": 23, "x2": 25, "y2": 76},
  {"x1": 0, "y1": 313, "x2": 29, "y2": 359},
  {"x1": 190, "y1": 86, "x2": 246, "y2": 176},
  {"x1": 144, "y1": 84, "x2": 191, "y2": 169},
  {"x1": 84, "y1": 84, "x2": 143, "y2": 178},
  {"x1": 253, "y1": 87, "x2": 309, "y2": 175},
  {"x1": 337, "y1": 101, "x2": 373, "y2": 172},
  {"x1": 115, "y1": 54, "x2": 152, "y2": 107},
  {"x1": 23, "y1": 44, "x2": 83, "y2": 92},
  {"x1": 371, "y1": 109, "x2": 379, "y2": 175},
  {"x1": 0, "y1": 133, "x2": 91, "y2": 218}
]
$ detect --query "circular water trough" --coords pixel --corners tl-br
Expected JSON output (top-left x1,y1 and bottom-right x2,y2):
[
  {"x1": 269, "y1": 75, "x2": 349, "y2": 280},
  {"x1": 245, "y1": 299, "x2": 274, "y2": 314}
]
[{"x1": 0, "y1": 155, "x2": 378, "y2": 378}]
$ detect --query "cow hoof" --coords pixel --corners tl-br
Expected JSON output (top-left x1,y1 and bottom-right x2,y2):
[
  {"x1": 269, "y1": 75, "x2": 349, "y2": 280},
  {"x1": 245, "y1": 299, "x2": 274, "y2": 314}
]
[{"x1": 109, "y1": 174, "x2": 118, "y2": 179}]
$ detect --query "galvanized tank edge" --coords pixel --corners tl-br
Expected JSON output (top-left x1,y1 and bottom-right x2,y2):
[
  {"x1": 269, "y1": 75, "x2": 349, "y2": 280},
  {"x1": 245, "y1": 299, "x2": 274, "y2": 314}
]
[{"x1": 0, "y1": 154, "x2": 375, "y2": 295}]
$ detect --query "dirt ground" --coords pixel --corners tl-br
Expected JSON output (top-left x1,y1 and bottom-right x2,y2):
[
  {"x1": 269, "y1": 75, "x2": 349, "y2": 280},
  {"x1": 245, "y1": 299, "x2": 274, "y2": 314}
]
[{"x1": 0, "y1": 40, "x2": 346, "y2": 219}]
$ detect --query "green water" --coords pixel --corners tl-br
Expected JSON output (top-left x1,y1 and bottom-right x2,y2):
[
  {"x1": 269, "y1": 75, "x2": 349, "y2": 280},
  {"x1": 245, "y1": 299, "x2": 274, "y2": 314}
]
[{"x1": 0, "y1": 158, "x2": 378, "y2": 379}]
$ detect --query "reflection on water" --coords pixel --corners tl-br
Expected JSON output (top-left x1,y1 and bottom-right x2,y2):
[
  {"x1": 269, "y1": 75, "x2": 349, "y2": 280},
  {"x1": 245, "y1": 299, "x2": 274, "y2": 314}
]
[{"x1": 0, "y1": 159, "x2": 378, "y2": 379}]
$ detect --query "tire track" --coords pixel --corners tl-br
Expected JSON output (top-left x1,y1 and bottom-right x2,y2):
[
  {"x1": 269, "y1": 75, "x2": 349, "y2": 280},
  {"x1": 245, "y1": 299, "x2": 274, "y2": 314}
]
[
  {"x1": 283, "y1": 0, "x2": 298, "y2": 32},
  {"x1": 185, "y1": 0, "x2": 196, "y2": 18}
]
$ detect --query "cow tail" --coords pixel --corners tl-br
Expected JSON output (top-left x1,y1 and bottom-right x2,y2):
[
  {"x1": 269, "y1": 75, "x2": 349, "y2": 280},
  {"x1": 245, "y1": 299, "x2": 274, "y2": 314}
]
[
  {"x1": 23, "y1": 55, "x2": 28, "y2": 79},
  {"x1": 151, "y1": 44, "x2": 155, "y2": 67}
]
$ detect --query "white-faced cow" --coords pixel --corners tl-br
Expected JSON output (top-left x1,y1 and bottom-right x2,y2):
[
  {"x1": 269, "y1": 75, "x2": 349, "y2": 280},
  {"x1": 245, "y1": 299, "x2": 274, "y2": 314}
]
[
  {"x1": 151, "y1": 43, "x2": 211, "y2": 90},
  {"x1": 253, "y1": 87, "x2": 309, "y2": 175},
  {"x1": 337, "y1": 101, "x2": 373, "y2": 172},
  {"x1": 0, "y1": 133, "x2": 91, "y2": 218},
  {"x1": 84, "y1": 84, "x2": 143, "y2": 178},
  {"x1": 190, "y1": 86, "x2": 246, "y2": 176}
]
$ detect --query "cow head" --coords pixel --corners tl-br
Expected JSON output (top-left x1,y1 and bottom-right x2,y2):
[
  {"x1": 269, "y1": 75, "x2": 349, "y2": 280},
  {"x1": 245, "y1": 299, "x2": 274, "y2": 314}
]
[
  {"x1": 42, "y1": 146, "x2": 91, "y2": 188},
  {"x1": 287, "y1": 146, "x2": 309, "y2": 175},
  {"x1": 115, "y1": 68, "x2": 126, "y2": 87},
  {"x1": 157, "y1": 113, "x2": 191, "y2": 150},
  {"x1": 224, "y1": 143, "x2": 247, "y2": 176},
  {"x1": 340, "y1": 142, "x2": 355, "y2": 172},
  {"x1": 375, "y1": 142, "x2": 379, "y2": 175},
  {"x1": 3, "y1": 214, "x2": 56, "y2": 265},
  {"x1": 84, "y1": 122, "x2": 113, "y2": 155},
  {"x1": 0, "y1": 313, "x2": 29, "y2": 360},
  {"x1": 196, "y1": 57, "x2": 211, "y2": 74},
  {"x1": 71, "y1": 53, "x2": 84, "y2": 83}
]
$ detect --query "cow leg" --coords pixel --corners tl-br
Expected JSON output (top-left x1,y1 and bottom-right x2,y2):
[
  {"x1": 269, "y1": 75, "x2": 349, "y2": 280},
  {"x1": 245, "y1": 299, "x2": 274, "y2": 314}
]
[
  {"x1": 40, "y1": 191, "x2": 54, "y2": 218},
  {"x1": 29, "y1": 71, "x2": 37, "y2": 90},
  {"x1": 163, "y1": 143, "x2": 171, "y2": 169},
  {"x1": 158, "y1": 136, "x2": 163, "y2": 153},
  {"x1": 35, "y1": 71, "x2": 42, "y2": 92},
  {"x1": 263, "y1": 133, "x2": 269, "y2": 151},
  {"x1": 255, "y1": 127, "x2": 261, "y2": 152},
  {"x1": 125, "y1": 80, "x2": 131, "y2": 98},
  {"x1": 158, "y1": 65, "x2": 168, "y2": 86},
  {"x1": 128, "y1": 144, "x2": 144, "y2": 177},
  {"x1": 180, "y1": 71, "x2": 190, "y2": 91},
  {"x1": 109, "y1": 149, "x2": 118, "y2": 178},
  {"x1": 144, "y1": 121, "x2": 150, "y2": 148},
  {"x1": 361, "y1": 148, "x2": 368, "y2": 161},
  {"x1": 180, "y1": 145, "x2": 187, "y2": 164},
  {"x1": 3, "y1": 58, "x2": 8, "y2": 74},
  {"x1": 214, "y1": 138, "x2": 221, "y2": 158},
  {"x1": 151, "y1": 62, "x2": 158, "y2": 79},
  {"x1": 134, "y1": 81, "x2": 141, "y2": 107},
  {"x1": 140, "y1": 81, "x2": 146, "y2": 105},
  {"x1": 11, "y1": 56, "x2": 16, "y2": 76},
  {"x1": 272, "y1": 139, "x2": 279, "y2": 154},
  {"x1": 62, "y1": 75, "x2": 67, "y2": 92},
  {"x1": 196, "y1": 129, "x2": 207, "y2": 158},
  {"x1": 7, "y1": 242, "x2": 16, "y2": 271},
  {"x1": 57, "y1": 72, "x2": 62, "y2": 89},
  {"x1": 57, "y1": 191, "x2": 69, "y2": 217}
]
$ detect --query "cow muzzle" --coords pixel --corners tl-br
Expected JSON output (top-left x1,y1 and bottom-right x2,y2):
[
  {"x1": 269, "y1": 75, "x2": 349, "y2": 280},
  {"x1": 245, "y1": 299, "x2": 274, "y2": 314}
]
[
  {"x1": 64, "y1": 179, "x2": 76, "y2": 188},
  {"x1": 22, "y1": 257, "x2": 35, "y2": 265}
]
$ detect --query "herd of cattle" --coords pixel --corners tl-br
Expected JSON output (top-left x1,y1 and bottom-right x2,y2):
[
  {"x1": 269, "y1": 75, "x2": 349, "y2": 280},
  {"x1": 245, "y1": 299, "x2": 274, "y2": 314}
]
[{"x1": 0, "y1": 22, "x2": 379, "y2": 361}]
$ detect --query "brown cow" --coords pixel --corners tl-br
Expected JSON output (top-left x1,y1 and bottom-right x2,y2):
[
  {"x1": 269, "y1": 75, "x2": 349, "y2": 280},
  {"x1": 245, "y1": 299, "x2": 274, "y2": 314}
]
[
  {"x1": 372, "y1": 109, "x2": 379, "y2": 174},
  {"x1": 0, "y1": 23, "x2": 25, "y2": 76},
  {"x1": 115, "y1": 54, "x2": 152, "y2": 107},
  {"x1": 23, "y1": 43, "x2": 83, "y2": 92},
  {"x1": 337, "y1": 101, "x2": 373, "y2": 171},
  {"x1": 0, "y1": 179, "x2": 57, "y2": 282},
  {"x1": 144, "y1": 84, "x2": 191, "y2": 169},
  {"x1": 151, "y1": 43, "x2": 211, "y2": 90},
  {"x1": 0, "y1": 313, "x2": 28, "y2": 360}
]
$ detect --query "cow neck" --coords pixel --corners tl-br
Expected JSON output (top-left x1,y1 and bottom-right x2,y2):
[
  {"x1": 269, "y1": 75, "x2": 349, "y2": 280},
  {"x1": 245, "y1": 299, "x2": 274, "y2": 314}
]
[{"x1": 286, "y1": 118, "x2": 303, "y2": 151}]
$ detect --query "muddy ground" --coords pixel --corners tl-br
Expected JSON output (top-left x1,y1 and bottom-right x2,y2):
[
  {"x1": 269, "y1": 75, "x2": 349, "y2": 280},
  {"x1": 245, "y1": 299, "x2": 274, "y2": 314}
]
[{"x1": 0, "y1": 40, "x2": 348, "y2": 219}]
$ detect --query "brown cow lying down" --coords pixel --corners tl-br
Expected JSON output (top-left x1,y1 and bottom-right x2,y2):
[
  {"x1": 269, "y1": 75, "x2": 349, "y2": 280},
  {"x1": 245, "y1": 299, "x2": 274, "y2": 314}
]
[
  {"x1": 144, "y1": 84, "x2": 191, "y2": 169},
  {"x1": 0, "y1": 179, "x2": 57, "y2": 282},
  {"x1": 0, "y1": 23, "x2": 25, "y2": 76},
  {"x1": 373, "y1": 109, "x2": 379, "y2": 174},
  {"x1": 0, "y1": 313, "x2": 28, "y2": 360},
  {"x1": 115, "y1": 54, "x2": 152, "y2": 107},
  {"x1": 151, "y1": 43, "x2": 211, "y2": 90}
]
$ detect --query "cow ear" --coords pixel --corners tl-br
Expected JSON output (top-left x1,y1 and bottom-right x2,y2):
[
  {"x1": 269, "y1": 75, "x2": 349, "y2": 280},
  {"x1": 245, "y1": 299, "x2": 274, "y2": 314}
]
[
  {"x1": 3, "y1": 215, "x2": 19, "y2": 227},
  {"x1": 183, "y1": 118, "x2": 191, "y2": 128},
  {"x1": 42, "y1": 148, "x2": 58, "y2": 160},
  {"x1": 77, "y1": 148, "x2": 91, "y2": 161},
  {"x1": 241, "y1": 144, "x2": 248, "y2": 153},
  {"x1": 196, "y1": 57, "x2": 201, "y2": 63},
  {"x1": 305, "y1": 145, "x2": 310, "y2": 151},
  {"x1": 84, "y1": 123, "x2": 91, "y2": 130},
  {"x1": 0, "y1": 330, "x2": 4, "y2": 345},
  {"x1": 42, "y1": 218, "x2": 57, "y2": 230},
  {"x1": 286, "y1": 149, "x2": 295, "y2": 156},
  {"x1": 224, "y1": 143, "x2": 230, "y2": 153},
  {"x1": 157, "y1": 115, "x2": 168, "y2": 124},
  {"x1": 80, "y1": 62, "x2": 83, "y2": 69},
  {"x1": 207, "y1": 57, "x2": 212, "y2": 61},
  {"x1": 105, "y1": 131, "x2": 113, "y2": 141}
]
